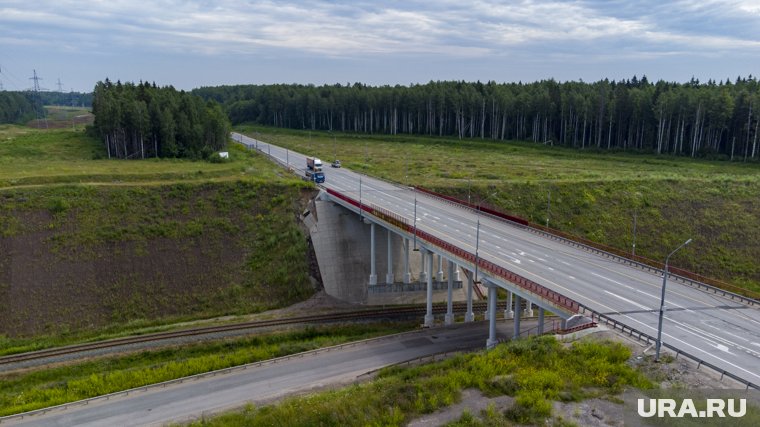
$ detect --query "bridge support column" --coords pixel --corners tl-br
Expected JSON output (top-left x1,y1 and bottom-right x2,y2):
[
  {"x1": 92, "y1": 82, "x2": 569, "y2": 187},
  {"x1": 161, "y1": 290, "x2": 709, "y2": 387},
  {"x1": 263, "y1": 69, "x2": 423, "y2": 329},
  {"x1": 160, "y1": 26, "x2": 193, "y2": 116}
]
[
  {"x1": 465, "y1": 270, "x2": 474, "y2": 322},
  {"x1": 436, "y1": 254, "x2": 444, "y2": 282},
  {"x1": 537, "y1": 307, "x2": 545, "y2": 335},
  {"x1": 486, "y1": 283, "x2": 498, "y2": 348},
  {"x1": 424, "y1": 249, "x2": 434, "y2": 327},
  {"x1": 513, "y1": 295, "x2": 522, "y2": 339},
  {"x1": 402, "y1": 238, "x2": 411, "y2": 284},
  {"x1": 419, "y1": 249, "x2": 427, "y2": 283},
  {"x1": 524, "y1": 301, "x2": 534, "y2": 317},
  {"x1": 561, "y1": 319, "x2": 567, "y2": 330},
  {"x1": 453, "y1": 264, "x2": 460, "y2": 282},
  {"x1": 385, "y1": 229, "x2": 394, "y2": 284},
  {"x1": 505, "y1": 291, "x2": 514, "y2": 319},
  {"x1": 368, "y1": 222, "x2": 377, "y2": 285},
  {"x1": 445, "y1": 260, "x2": 454, "y2": 325}
]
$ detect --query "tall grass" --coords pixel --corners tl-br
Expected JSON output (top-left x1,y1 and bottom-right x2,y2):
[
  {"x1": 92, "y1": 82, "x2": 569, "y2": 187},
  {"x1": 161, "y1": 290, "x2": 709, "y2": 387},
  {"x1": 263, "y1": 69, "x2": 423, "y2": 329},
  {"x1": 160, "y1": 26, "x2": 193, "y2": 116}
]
[
  {"x1": 188, "y1": 336, "x2": 652, "y2": 426},
  {"x1": 0, "y1": 323, "x2": 415, "y2": 417}
]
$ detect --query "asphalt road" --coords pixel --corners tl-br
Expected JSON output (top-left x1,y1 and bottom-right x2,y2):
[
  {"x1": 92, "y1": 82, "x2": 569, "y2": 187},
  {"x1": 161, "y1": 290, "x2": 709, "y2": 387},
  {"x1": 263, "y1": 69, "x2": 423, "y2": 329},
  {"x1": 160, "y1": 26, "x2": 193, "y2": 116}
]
[
  {"x1": 5, "y1": 321, "x2": 530, "y2": 426},
  {"x1": 233, "y1": 133, "x2": 760, "y2": 387}
]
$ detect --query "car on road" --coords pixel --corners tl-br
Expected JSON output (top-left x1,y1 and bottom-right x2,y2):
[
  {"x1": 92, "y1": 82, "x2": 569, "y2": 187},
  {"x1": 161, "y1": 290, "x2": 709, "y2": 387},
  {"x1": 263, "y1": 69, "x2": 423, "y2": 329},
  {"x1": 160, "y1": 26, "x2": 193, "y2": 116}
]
[{"x1": 331, "y1": 159, "x2": 341, "y2": 168}]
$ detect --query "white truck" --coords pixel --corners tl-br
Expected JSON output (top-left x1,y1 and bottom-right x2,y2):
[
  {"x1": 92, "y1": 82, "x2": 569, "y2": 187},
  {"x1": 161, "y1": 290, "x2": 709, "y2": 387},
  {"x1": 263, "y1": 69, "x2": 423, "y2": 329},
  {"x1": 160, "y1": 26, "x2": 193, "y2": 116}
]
[{"x1": 306, "y1": 157, "x2": 323, "y2": 172}]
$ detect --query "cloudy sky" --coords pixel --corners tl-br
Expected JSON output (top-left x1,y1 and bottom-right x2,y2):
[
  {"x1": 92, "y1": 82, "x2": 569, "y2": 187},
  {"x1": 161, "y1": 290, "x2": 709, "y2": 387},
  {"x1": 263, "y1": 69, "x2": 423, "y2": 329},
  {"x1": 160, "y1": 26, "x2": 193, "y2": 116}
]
[{"x1": 0, "y1": 0, "x2": 758, "y2": 92}]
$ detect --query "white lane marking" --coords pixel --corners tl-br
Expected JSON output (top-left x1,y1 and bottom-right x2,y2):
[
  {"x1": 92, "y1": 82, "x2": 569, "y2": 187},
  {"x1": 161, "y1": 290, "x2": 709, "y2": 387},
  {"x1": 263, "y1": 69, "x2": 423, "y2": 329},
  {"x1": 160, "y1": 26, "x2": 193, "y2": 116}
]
[
  {"x1": 702, "y1": 323, "x2": 751, "y2": 342},
  {"x1": 497, "y1": 251, "x2": 522, "y2": 264},
  {"x1": 603, "y1": 290, "x2": 651, "y2": 311},
  {"x1": 547, "y1": 267, "x2": 555, "y2": 271},
  {"x1": 674, "y1": 325, "x2": 721, "y2": 348},
  {"x1": 569, "y1": 275, "x2": 576, "y2": 280}
]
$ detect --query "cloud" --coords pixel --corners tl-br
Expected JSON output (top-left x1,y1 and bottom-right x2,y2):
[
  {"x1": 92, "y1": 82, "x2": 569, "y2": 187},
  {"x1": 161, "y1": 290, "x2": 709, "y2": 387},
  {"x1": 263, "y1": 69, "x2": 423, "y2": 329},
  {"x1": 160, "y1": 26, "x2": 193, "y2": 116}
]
[{"x1": 1, "y1": 0, "x2": 759, "y2": 59}]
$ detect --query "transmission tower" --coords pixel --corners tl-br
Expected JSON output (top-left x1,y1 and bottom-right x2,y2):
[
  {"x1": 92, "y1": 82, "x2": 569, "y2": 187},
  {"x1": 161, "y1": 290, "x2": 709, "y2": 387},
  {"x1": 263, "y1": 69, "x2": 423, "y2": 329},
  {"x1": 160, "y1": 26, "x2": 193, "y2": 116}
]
[
  {"x1": 29, "y1": 69, "x2": 48, "y2": 128},
  {"x1": 56, "y1": 78, "x2": 64, "y2": 93}
]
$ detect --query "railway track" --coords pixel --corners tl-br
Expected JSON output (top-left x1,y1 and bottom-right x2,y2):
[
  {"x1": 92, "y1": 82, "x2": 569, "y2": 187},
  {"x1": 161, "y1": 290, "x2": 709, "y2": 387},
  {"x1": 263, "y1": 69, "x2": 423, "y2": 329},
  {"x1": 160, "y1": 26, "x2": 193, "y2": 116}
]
[{"x1": 0, "y1": 302, "x2": 496, "y2": 367}]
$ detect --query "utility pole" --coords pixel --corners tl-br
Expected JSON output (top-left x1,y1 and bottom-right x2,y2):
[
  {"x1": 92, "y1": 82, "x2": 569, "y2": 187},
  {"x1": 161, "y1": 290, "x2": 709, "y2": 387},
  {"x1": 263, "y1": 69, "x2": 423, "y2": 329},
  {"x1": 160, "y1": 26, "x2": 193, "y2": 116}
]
[
  {"x1": 546, "y1": 189, "x2": 551, "y2": 228},
  {"x1": 29, "y1": 69, "x2": 48, "y2": 128}
]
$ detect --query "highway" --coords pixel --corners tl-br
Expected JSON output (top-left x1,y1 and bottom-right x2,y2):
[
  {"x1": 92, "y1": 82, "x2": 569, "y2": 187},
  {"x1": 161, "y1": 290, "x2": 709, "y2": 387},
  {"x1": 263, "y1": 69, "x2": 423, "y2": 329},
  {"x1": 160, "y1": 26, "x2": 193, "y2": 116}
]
[
  {"x1": 234, "y1": 132, "x2": 760, "y2": 387},
  {"x1": 4, "y1": 322, "x2": 531, "y2": 426}
]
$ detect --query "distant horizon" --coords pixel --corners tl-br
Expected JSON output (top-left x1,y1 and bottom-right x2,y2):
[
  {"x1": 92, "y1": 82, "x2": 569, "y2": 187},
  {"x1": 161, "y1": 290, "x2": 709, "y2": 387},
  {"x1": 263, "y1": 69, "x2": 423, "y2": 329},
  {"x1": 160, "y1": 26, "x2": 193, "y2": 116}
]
[
  {"x1": 2, "y1": 1, "x2": 758, "y2": 93},
  {"x1": 12, "y1": 73, "x2": 760, "y2": 96}
]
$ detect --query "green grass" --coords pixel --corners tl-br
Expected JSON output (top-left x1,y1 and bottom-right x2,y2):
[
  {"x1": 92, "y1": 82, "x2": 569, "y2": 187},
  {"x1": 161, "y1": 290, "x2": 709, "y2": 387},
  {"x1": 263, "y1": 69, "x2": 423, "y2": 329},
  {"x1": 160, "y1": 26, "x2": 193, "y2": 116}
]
[
  {"x1": 0, "y1": 125, "x2": 317, "y2": 338},
  {"x1": 238, "y1": 126, "x2": 760, "y2": 293},
  {"x1": 0, "y1": 323, "x2": 416, "y2": 417},
  {"x1": 186, "y1": 336, "x2": 651, "y2": 427},
  {"x1": 0, "y1": 125, "x2": 291, "y2": 188},
  {"x1": 0, "y1": 180, "x2": 314, "y2": 337}
]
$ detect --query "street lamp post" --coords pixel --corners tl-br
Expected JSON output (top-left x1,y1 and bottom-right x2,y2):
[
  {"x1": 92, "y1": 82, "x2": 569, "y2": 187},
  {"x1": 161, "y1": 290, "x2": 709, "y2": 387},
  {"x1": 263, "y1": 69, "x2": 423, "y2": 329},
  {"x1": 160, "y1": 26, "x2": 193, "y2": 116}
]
[
  {"x1": 546, "y1": 189, "x2": 551, "y2": 228},
  {"x1": 632, "y1": 211, "x2": 638, "y2": 257},
  {"x1": 359, "y1": 175, "x2": 363, "y2": 221},
  {"x1": 412, "y1": 194, "x2": 418, "y2": 251},
  {"x1": 474, "y1": 217, "x2": 481, "y2": 284},
  {"x1": 473, "y1": 192, "x2": 496, "y2": 284},
  {"x1": 655, "y1": 238, "x2": 693, "y2": 361}
]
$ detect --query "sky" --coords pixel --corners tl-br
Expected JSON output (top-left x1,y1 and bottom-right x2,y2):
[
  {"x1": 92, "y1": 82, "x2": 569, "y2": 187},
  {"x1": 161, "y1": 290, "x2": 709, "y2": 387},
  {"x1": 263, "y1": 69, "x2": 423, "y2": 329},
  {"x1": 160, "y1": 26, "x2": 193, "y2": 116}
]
[{"x1": 0, "y1": 0, "x2": 759, "y2": 92}]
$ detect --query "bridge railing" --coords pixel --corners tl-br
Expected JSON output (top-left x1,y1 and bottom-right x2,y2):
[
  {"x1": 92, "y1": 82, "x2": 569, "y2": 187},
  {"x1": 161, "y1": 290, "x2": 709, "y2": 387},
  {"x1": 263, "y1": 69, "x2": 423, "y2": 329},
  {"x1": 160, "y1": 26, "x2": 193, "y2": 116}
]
[
  {"x1": 413, "y1": 186, "x2": 759, "y2": 304},
  {"x1": 325, "y1": 187, "x2": 581, "y2": 315}
]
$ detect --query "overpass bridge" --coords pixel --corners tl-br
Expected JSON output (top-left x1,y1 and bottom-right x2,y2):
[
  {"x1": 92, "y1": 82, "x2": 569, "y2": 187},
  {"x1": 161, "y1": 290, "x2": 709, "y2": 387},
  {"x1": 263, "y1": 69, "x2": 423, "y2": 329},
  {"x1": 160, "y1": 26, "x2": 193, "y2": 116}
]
[{"x1": 233, "y1": 133, "x2": 760, "y2": 389}]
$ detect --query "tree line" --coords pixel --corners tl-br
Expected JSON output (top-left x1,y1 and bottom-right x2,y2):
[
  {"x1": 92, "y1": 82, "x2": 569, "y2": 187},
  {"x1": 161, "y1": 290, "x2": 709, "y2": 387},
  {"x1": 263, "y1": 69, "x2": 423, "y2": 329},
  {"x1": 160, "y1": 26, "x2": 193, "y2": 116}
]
[
  {"x1": 92, "y1": 80, "x2": 229, "y2": 159},
  {"x1": 194, "y1": 76, "x2": 760, "y2": 160},
  {"x1": 0, "y1": 92, "x2": 40, "y2": 124}
]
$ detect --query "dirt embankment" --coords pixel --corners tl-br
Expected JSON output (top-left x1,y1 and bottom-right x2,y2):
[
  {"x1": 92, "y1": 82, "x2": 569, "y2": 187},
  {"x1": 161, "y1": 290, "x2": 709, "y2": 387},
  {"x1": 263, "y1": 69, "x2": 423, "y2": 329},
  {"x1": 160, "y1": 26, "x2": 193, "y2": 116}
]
[{"x1": 0, "y1": 181, "x2": 318, "y2": 337}]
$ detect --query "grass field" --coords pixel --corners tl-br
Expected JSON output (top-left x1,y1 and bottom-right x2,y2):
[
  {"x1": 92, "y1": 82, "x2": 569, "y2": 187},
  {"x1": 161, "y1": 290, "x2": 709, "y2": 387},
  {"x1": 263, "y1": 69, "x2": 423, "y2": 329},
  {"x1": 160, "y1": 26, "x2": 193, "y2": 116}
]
[
  {"x1": 0, "y1": 124, "x2": 290, "y2": 187},
  {"x1": 0, "y1": 323, "x2": 416, "y2": 417},
  {"x1": 0, "y1": 125, "x2": 318, "y2": 339},
  {"x1": 238, "y1": 126, "x2": 760, "y2": 293}
]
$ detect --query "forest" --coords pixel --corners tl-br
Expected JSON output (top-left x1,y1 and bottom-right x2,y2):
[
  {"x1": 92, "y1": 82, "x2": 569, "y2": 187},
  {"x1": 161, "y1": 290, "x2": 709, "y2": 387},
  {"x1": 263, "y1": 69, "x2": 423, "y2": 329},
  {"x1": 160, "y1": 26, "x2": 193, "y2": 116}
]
[
  {"x1": 0, "y1": 91, "x2": 40, "y2": 124},
  {"x1": 92, "y1": 80, "x2": 229, "y2": 159},
  {"x1": 194, "y1": 76, "x2": 760, "y2": 160}
]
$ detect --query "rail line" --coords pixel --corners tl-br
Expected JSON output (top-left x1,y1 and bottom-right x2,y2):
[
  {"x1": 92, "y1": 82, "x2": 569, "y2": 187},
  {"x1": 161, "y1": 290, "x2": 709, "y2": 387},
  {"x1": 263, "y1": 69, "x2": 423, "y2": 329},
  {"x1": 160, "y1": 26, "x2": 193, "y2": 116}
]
[{"x1": 0, "y1": 302, "x2": 510, "y2": 367}]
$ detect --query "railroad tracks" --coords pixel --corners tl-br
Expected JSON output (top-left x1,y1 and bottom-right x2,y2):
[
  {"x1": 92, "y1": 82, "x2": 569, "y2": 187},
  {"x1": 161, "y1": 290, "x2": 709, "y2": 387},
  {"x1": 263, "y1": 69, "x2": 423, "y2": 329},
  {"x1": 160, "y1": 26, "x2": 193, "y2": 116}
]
[{"x1": 0, "y1": 302, "x2": 491, "y2": 367}]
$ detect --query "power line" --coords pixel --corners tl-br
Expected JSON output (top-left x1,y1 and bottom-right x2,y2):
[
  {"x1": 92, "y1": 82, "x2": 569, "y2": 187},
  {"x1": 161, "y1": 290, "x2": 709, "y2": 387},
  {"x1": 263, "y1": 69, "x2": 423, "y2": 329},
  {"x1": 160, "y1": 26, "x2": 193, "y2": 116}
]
[
  {"x1": 29, "y1": 69, "x2": 48, "y2": 129},
  {"x1": 30, "y1": 69, "x2": 42, "y2": 92}
]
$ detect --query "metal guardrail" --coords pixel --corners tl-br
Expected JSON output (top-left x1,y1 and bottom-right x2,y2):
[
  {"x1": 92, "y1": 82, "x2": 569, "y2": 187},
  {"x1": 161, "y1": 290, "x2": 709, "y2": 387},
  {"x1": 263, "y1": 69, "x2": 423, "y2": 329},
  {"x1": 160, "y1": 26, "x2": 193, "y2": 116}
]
[
  {"x1": 577, "y1": 304, "x2": 760, "y2": 391},
  {"x1": 413, "y1": 186, "x2": 759, "y2": 305},
  {"x1": 325, "y1": 188, "x2": 582, "y2": 315}
]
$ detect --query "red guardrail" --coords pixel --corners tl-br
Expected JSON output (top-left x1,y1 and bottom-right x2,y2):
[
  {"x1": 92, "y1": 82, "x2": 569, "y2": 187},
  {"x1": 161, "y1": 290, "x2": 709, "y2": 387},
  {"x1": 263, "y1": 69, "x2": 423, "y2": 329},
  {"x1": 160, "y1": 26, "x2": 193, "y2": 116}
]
[{"x1": 325, "y1": 187, "x2": 580, "y2": 314}]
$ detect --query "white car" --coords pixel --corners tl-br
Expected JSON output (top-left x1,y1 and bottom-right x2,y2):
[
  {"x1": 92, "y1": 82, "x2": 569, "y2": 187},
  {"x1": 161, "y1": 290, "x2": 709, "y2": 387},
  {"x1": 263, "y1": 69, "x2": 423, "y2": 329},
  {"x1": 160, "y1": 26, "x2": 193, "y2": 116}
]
[{"x1": 331, "y1": 160, "x2": 341, "y2": 168}]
